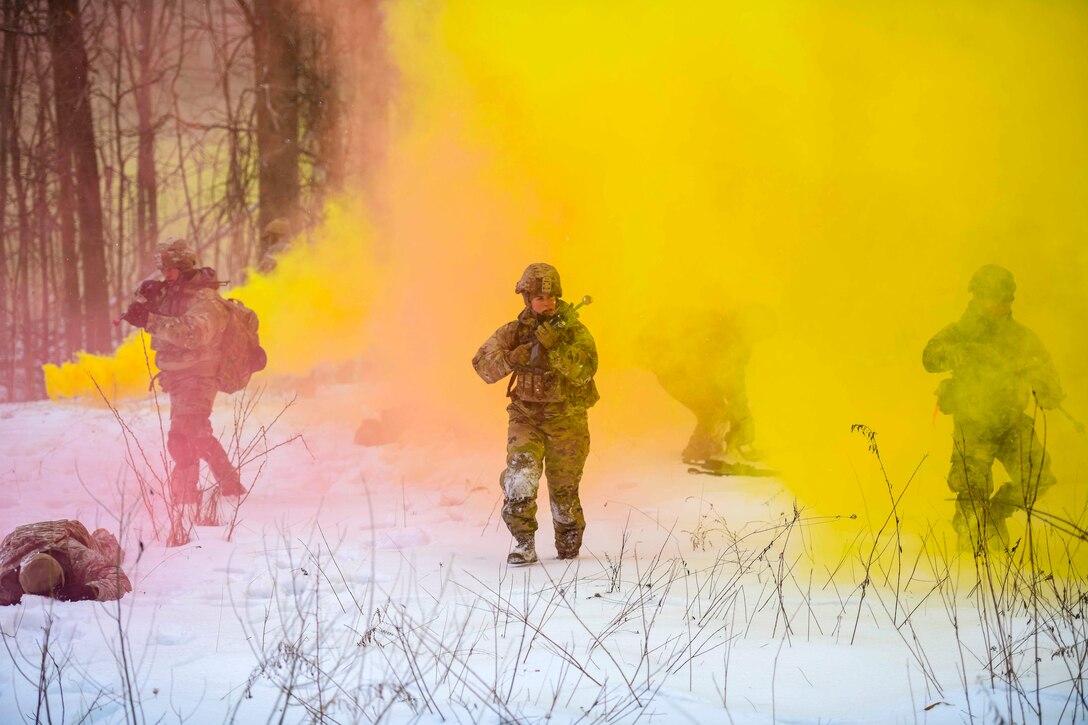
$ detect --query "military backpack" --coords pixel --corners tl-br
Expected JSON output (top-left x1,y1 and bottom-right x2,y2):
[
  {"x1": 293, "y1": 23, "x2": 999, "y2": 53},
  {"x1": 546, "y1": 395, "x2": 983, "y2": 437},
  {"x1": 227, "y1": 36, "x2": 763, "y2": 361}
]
[{"x1": 216, "y1": 298, "x2": 267, "y2": 393}]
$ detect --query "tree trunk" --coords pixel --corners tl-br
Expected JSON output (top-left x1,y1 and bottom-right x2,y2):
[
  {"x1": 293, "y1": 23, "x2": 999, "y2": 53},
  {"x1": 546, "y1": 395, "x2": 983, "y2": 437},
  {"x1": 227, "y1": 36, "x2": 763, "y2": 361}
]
[
  {"x1": 1, "y1": 0, "x2": 35, "y2": 399},
  {"x1": 134, "y1": 0, "x2": 157, "y2": 265},
  {"x1": 47, "y1": 0, "x2": 111, "y2": 354},
  {"x1": 0, "y1": 0, "x2": 13, "y2": 398},
  {"x1": 33, "y1": 40, "x2": 53, "y2": 378},
  {"x1": 109, "y1": 0, "x2": 123, "y2": 347},
  {"x1": 252, "y1": 0, "x2": 300, "y2": 253},
  {"x1": 33, "y1": 30, "x2": 64, "y2": 367},
  {"x1": 36, "y1": 146, "x2": 51, "y2": 389},
  {"x1": 10, "y1": 51, "x2": 32, "y2": 401},
  {"x1": 43, "y1": 1, "x2": 81, "y2": 355}
]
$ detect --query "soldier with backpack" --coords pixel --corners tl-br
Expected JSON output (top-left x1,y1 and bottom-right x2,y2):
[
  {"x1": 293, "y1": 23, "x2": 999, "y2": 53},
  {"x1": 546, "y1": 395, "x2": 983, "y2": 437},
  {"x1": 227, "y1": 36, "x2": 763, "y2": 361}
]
[{"x1": 121, "y1": 237, "x2": 263, "y2": 546}]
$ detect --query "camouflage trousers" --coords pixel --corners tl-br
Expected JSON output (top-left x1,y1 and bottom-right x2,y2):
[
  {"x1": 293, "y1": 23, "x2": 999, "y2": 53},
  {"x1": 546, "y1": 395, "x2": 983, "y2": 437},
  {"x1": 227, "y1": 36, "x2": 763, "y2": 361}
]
[
  {"x1": 161, "y1": 372, "x2": 238, "y2": 505},
  {"x1": 688, "y1": 404, "x2": 753, "y2": 461},
  {"x1": 500, "y1": 404, "x2": 589, "y2": 552},
  {"x1": 947, "y1": 413, "x2": 1056, "y2": 549}
]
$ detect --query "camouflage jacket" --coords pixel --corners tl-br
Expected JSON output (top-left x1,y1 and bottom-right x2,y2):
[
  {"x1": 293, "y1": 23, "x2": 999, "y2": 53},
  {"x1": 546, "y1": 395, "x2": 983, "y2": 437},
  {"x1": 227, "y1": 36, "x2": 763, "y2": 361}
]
[
  {"x1": 147, "y1": 268, "x2": 229, "y2": 374},
  {"x1": 0, "y1": 520, "x2": 132, "y2": 605},
  {"x1": 473, "y1": 300, "x2": 599, "y2": 416},
  {"x1": 924, "y1": 302, "x2": 1064, "y2": 424}
]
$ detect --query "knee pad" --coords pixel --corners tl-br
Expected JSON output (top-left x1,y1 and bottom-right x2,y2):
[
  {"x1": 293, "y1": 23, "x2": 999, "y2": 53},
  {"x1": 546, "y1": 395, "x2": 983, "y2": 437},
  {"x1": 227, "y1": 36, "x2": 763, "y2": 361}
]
[{"x1": 502, "y1": 451, "x2": 542, "y2": 502}]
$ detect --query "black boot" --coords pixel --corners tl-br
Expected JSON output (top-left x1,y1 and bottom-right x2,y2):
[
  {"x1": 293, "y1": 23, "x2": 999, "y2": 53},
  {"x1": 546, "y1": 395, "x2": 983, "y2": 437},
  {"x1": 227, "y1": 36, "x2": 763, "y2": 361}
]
[
  {"x1": 203, "y1": 441, "x2": 246, "y2": 498},
  {"x1": 215, "y1": 467, "x2": 246, "y2": 498}
]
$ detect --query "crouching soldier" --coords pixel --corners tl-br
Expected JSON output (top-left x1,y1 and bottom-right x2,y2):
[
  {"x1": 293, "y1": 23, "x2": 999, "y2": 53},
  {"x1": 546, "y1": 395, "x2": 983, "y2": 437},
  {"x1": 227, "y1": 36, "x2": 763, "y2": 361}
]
[
  {"x1": 120, "y1": 237, "x2": 245, "y2": 546},
  {"x1": 473, "y1": 263, "x2": 599, "y2": 565},
  {"x1": 638, "y1": 305, "x2": 774, "y2": 465},
  {"x1": 0, "y1": 520, "x2": 132, "y2": 605}
]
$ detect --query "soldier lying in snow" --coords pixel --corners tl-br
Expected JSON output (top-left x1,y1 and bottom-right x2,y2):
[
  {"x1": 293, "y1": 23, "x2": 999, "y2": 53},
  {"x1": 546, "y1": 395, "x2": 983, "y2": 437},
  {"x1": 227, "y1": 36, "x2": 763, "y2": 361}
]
[{"x1": 0, "y1": 520, "x2": 131, "y2": 605}]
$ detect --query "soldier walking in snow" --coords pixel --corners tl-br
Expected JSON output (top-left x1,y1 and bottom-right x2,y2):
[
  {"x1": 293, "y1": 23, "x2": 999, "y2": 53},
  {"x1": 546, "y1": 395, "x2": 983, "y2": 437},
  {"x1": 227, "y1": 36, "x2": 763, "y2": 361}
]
[
  {"x1": 924, "y1": 264, "x2": 1064, "y2": 552},
  {"x1": 0, "y1": 520, "x2": 131, "y2": 605},
  {"x1": 121, "y1": 238, "x2": 246, "y2": 546},
  {"x1": 473, "y1": 263, "x2": 599, "y2": 565}
]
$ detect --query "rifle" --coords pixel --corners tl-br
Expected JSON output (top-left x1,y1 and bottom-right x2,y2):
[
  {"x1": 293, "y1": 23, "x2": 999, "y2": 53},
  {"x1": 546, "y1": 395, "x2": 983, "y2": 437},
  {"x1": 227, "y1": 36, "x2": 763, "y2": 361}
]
[
  {"x1": 1032, "y1": 388, "x2": 1086, "y2": 436},
  {"x1": 1058, "y1": 405, "x2": 1086, "y2": 436},
  {"x1": 527, "y1": 295, "x2": 593, "y2": 368},
  {"x1": 113, "y1": 279, "x2": 166, "y2": 326}
]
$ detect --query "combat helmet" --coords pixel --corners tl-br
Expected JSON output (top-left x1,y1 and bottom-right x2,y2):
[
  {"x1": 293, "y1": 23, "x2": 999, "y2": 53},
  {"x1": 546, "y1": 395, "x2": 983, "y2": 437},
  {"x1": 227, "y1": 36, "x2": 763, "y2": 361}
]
[
  {"x1": 156, "y1": 236, "x2": 197, "y2": 271},
  {"x1": 515, "y1": 263, "x2": 562, "y2": 303},
  {"x1": 968, "y1": 264, "x2": 1016, "y2": 302},
  {"x1": 262, "y1": 218, "x2": 291, "y2": 241},
  {"x1": 19, "y1": 552, "x2": 65, "y2": 595}
]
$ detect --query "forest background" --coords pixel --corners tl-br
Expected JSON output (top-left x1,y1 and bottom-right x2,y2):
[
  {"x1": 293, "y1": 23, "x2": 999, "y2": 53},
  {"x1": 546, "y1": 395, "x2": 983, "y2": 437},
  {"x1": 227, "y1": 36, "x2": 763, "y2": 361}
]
[{"x1": 0, "y1": 0, "x2": 387, "y2": 401}]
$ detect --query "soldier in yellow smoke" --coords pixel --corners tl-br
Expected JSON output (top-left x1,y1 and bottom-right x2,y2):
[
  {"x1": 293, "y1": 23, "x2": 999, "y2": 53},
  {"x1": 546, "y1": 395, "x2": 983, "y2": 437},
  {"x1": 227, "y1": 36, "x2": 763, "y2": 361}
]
[
  {"x1": 924, "y1": 264, "x2": 1064, "y2": 552},
  {"x1": 639, "y1": 306, "x2": 772, "y2": 465},
  {"x1": 120, "y1": 238, "x2": 246, "y2": 546},
  {"x1": 473, "y1": 263, "x2": 599, "y2": 565}
]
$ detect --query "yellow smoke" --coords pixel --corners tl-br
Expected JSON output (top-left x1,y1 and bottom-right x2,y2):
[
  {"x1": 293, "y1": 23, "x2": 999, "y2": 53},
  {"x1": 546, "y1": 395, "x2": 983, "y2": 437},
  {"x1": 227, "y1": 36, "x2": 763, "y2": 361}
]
[
  {"x1": 371, "y1": 0, "x2": 1088, "y2": 565},
  {"x1": 228, "y1": 201, "x2": 377, "y2": 376},
  {"x1": 43, "y1": 333, "x2": 158, "y2": 403},
  {"x1": 43, "y1": 0, "x2": 1088, "y2": 569}
]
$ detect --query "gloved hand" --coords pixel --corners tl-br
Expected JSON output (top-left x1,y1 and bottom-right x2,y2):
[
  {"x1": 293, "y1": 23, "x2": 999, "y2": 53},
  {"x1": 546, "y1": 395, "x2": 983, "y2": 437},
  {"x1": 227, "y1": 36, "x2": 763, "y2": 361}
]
[
  {"x1": 1035, "y1": 391, "x2": 1064, "y2": 411},
  {"x1": 507, "y1": 342, "x2": 533, "y2": 366},
  {"x1": 120, "y1": 301, "x2": 149, "y2": 328},
  {"x1": 136, "y1": 279, "x2": 166, "y2": 305},
  {"x1": 535, "y1": 322, "x2": 560, "y2": 349}
]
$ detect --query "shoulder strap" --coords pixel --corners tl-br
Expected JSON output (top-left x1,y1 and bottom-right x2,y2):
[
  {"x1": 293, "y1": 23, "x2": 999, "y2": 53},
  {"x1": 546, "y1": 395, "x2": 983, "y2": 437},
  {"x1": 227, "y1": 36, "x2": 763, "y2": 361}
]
[{"x1": 504, "y1": 321, "x2": 535, "y2": 397}]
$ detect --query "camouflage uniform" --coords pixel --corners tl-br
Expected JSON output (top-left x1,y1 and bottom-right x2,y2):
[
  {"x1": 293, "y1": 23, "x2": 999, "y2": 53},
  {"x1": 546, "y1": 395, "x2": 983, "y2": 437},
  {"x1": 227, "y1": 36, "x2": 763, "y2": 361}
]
[
  {"x1": 639, "y1": 309, "x2": 757, "y2": 463},
  {"x1": 473, "y1": 268, "x2": 598, "y2": 561},
  {"x1": 924, "y1": 265, "x2": 1063, "y2": 550},
  {"x1": 146, "y1": 267, "x2": 242, "y2": 510},
  {"x1": 0, "y1": 520, "x2": 131, "y2": 605}
]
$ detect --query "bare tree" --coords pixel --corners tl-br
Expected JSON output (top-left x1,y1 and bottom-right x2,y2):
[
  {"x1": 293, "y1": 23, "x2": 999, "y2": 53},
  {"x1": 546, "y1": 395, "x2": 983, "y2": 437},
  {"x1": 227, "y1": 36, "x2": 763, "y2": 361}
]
[
  {"x1": 133, "y1": 0, "x2": 159, "y2": 267},
  {"x1": 241, "y1": 0, "x2": 300, "y2": 252},
  {"x1": 0, "y1": 0, "x2": 379, "y2": 399},
  {"x1": 0, "y1": 1, "x2": 14, "y2": 397},
  {"x1": 7, "y1": 7, "x2": 36, "y2": 398},
  {"x1": 47, "y1": 0, "x2": 111, "y2": 353}
]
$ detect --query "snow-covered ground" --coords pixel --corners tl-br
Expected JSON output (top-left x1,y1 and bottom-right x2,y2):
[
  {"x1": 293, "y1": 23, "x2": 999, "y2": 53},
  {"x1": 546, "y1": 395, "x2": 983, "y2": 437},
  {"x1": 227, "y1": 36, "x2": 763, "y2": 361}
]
[{"x1": 1, "y1": 382, "x2": 1084, "y2": 723}]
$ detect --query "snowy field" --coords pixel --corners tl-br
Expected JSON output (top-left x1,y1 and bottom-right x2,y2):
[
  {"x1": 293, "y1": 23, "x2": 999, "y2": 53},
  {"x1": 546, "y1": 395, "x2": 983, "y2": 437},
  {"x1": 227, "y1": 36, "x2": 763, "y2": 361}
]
[{"x1": 1, "y1": 381, "x2": 1085, "y2": 724}]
